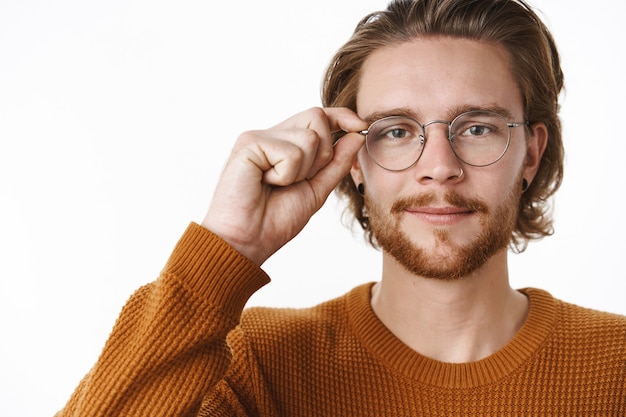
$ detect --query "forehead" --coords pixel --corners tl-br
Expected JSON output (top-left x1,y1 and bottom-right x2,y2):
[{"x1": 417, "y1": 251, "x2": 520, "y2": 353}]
[{"x1": 356, "y1": 37, "x2": 523, "y2": 121}]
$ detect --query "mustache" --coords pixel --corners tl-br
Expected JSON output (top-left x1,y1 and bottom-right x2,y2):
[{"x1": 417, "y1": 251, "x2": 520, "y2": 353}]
[{"x1": 391, "y1": 191, "x2": 489, "y2": 214}]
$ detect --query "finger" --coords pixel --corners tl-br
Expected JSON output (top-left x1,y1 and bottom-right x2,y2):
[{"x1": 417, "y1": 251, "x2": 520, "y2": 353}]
[
  {"x1": 266, "y1": 108, "x2": 332, "y2": 180},
  {"x1": 307, "y1": 131, "x2": 365, "y2": 208},
  {"x1": 256, "y1": 107, "x2": 367, "y2": 185},
  {"x1": 302, "y1": 108, "x2": 334, "y2": 178},
  {"x1": 260, "y1": 131, "x2": 318, "y2": 186},
  {"x1": 304, "y1": 107, "x2": 368, "y2": 178}
]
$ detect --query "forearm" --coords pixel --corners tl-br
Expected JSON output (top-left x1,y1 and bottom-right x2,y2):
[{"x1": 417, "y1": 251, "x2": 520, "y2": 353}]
[{"x1": 56, "y1": 223, "x2": 270, "y2": 417}]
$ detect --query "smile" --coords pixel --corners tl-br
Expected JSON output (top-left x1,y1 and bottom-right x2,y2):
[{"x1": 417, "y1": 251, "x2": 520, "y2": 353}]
[{"x1": 405, "y1": 207, "x2": 474, "y2": 225}]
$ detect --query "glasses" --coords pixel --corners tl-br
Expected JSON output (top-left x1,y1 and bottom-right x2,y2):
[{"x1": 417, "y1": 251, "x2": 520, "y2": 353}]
[{"x1": 360, "y1": 110, "x2": 528, "y2": 171}]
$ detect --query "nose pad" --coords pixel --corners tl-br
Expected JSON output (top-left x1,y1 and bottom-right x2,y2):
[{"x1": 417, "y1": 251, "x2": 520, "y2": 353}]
[
  {"x1": 420, "y1": 123, "x2": 455, "y2": 158},
  {"x1": 416, "y1": 123, "x2": 463, "y2": 182}
]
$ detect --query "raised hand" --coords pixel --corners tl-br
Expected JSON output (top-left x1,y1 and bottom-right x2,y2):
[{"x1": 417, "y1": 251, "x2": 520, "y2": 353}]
[{"x1": 202, "y1": 107, "x2": 367, "y2": 265}]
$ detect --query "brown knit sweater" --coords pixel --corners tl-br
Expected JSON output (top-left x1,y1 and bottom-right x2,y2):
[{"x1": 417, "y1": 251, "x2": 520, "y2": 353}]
[{"x1": 57, "y1": 223, "x2": 626, "y2": 416}]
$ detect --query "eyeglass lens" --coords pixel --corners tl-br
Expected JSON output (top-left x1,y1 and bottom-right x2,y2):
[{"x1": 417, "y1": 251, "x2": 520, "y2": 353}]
[{"x1": 365, "y1": 111, "x2": 513, "y2": 171}]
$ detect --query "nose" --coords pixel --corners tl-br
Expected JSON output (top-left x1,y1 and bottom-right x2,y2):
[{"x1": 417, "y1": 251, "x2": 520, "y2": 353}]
[{"x1": 414, "y1": 121, "x2": 464, "y2": 184}]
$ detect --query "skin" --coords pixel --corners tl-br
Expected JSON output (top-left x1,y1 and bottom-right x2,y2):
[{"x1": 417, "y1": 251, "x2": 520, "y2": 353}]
[
  {"x1": 202, "y1": 107, "x2": 367, "y2": 265},
  {"x1": 351, "y1": 37, "x2": 548, "y2": 362},
  {"x1": 203, "y1": 37, "x2": 548, "y2": 364}
]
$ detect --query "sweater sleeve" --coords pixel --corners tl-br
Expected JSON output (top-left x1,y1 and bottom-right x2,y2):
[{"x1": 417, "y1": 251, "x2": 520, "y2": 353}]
[{"x1": 55, "y1": 222, "x2": 271, "y2": 417}]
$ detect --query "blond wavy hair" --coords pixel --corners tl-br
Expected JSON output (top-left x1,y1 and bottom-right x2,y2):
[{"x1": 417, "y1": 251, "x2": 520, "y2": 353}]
[{"x1": 322, "y1": 0, "x2": 564, "y2": 253}]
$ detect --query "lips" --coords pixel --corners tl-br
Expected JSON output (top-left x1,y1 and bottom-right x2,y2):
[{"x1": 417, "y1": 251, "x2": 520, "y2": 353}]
[
  {"x1": 405, "y1": 206, "x2": 474, "y2": 225},
  {"x1": 391, "y1": 191, "x2": 488, "y2": 226}
]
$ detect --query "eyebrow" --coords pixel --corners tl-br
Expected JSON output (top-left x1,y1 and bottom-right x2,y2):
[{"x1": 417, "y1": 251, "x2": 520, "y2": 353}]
[
  {"x1": 448, "y1": 104, "x2": 516, "y2": 120},
  {"x1": 362, "y1": 107, "x2": 419, "y2": 125},
  {"x1": 362, "y1": 104, "x2": 517, "y2": 124}
]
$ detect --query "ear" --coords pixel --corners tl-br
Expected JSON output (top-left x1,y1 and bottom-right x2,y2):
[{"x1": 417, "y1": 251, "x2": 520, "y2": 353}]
[
  {"x1": 523, "y1": 122, "x2": 548, "y2": 184},
  {"x1": 350, "y1": 153, "x2": 364, "y2": 188}
]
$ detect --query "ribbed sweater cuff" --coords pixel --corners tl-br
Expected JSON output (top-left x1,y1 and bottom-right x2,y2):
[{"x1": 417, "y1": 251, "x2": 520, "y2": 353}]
[{"x1": 162, "y1": 222, "x2": 271, "y2": 318}]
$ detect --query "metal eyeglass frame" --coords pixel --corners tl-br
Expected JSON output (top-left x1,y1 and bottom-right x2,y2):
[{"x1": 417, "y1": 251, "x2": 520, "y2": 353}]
[{"x1": 359, "y1": 110, "x2": 529, "y2": 171}]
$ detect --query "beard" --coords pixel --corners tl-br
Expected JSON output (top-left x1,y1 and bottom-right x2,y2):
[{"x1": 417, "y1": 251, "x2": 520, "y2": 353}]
[{"x1": 367, "y1": 177, "x2": 521, "y2": 280}]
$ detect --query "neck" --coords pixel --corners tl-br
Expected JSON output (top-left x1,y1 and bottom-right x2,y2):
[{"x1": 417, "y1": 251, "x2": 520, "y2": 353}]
[{"x1": 371, "y1": 249, "x2": 528, "y2": 363}]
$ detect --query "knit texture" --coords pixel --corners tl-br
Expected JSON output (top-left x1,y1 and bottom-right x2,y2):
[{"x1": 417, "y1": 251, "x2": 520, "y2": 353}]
[{"x1": 57, "y1": 223, "x2": 626, "y2": 416}]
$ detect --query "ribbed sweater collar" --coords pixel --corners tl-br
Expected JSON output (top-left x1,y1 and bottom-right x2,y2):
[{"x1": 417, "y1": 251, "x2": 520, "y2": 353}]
[{"x1": 347, "y1": 283, "x2": 557, "y2": 389}]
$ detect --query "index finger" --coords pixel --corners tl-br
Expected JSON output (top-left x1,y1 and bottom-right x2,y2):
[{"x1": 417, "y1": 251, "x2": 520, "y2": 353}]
[
  {"x1": 321, "y1": 107, "x2": 369, "y2": 137},
  {"x1": 304, "y1": 107, "x2": 368, "y2": 177}
]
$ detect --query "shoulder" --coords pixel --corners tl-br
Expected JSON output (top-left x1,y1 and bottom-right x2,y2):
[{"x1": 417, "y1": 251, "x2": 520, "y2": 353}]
[
  {"x1": 557, "y1": 297, "x2": 626, "y2": 339},
  {"x1": 524, "y1": 288, "x2": 626, "y2": 353},
  {"x1": 234, "y1": 283, "x2": 375, "y2": 354},
  {"x1": 239, "y1": 289, "x2": 352, "y2": 344}
]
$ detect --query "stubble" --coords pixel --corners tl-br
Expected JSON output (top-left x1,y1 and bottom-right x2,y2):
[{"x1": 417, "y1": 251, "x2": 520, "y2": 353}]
[{"x1": 367, "y1": 180, "x2": 521, "y2": 280}]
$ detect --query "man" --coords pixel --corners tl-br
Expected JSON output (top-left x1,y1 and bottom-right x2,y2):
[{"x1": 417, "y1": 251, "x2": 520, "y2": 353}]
[{"x1": 57, "y1": 0, "x2": 626, "y2": 415}]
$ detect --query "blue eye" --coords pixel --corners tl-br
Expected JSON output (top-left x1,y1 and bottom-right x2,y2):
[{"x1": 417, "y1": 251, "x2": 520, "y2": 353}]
[
  {"x1": 387, "y1": 128, "x2": 410, "y2": 139},
  {"x1": 466, "y1": 125, "x2": 490, "y2": 136}
]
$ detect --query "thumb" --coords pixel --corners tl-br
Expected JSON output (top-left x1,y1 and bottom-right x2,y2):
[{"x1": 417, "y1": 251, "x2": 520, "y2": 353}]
[{"x1": 307, "y1": 131, "x2": 365, "y2": 207}]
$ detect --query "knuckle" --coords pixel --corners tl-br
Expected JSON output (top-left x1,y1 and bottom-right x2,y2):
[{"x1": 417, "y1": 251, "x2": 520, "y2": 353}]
[
  {"x1": 284, "y1": 144, "x2": 306, "y2": 163},
  {"x1": 304, "y1": 106, "x2": 326, "y2": 120},
  {"x1": 236, "y1": 130, "x2": 261, "y2": 146},
  {"x1": 302, "y1": 128, "x2": 321, "y2": 147}
]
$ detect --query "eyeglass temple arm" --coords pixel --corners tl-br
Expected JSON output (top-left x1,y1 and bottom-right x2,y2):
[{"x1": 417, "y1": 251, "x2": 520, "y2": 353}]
[
  {"x1": 331, "y1": 129, "x2": 369, "y2": 146},
  {"x1": 508, "y1": 121, "x2": 530, "y2": 128}
]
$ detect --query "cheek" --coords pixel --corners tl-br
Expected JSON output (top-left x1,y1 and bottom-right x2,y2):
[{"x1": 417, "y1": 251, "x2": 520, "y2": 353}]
[
  {"x1": 505, "y1": 129, "x2": 532, "y2": 167},
  {"x1": 357, "y1": 151, "x2": 402, "y2": 196},
  {"x1": 477, "y1": 163, "x2": 524, "y2": 205},
  {"x1": 484, "y1": 139, "x2": 527, "y2": 190}
]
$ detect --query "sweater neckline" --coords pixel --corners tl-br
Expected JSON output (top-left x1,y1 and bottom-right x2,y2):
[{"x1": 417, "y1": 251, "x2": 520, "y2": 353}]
[{"x1": 347, "y1": 283, "x2": 557, "y2": 389}]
